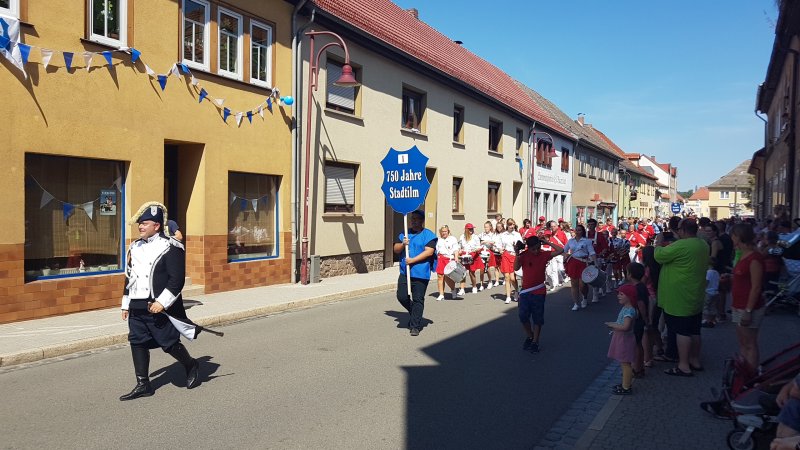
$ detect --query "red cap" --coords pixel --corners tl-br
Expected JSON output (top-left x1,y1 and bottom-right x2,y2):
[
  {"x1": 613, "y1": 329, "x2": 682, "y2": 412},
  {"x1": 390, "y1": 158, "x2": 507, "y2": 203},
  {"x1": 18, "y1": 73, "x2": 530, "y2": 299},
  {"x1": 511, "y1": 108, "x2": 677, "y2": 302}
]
[
  {"x1": 558, "y1": 218, "x2": 564, "y2": 222},
  {"x1": 538, "y1": 216, "x2": 546, "y2": 221},
  {"x1": 465, "y1": 223, "x2": 475, "y2": 229}
]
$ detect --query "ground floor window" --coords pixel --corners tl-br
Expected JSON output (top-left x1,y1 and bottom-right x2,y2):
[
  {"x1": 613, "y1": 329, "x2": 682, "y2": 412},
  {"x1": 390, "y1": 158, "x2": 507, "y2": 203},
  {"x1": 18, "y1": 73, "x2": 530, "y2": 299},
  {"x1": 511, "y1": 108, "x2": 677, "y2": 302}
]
[
  {"x1": 24, "y1": 154, "x2": 125, "y2": 281},
  {"x1": 228, "y1": 172, "x2": 279, "y2": 261}
]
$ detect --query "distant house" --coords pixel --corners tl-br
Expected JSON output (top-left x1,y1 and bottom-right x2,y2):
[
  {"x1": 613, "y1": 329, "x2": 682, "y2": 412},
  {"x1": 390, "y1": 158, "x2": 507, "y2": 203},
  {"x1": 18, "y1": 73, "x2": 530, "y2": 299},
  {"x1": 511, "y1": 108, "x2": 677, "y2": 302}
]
[
  {"x1": 707, "y1": 161, "x2": 754, "y2": 219},
  {"x1": 686, "y1": 187, "x2": 710, "y2": 218}
]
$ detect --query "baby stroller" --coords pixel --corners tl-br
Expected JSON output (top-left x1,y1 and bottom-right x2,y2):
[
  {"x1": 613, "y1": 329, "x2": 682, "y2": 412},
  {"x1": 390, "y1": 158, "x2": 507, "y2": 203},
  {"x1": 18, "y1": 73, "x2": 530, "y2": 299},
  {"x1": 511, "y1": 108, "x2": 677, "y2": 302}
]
[
  {"x1": 700, "y1": 342, "x2": 800, "y2": 449},
  {"x1": 764, "y1": 227, "x2": 800, "y2": 313}
]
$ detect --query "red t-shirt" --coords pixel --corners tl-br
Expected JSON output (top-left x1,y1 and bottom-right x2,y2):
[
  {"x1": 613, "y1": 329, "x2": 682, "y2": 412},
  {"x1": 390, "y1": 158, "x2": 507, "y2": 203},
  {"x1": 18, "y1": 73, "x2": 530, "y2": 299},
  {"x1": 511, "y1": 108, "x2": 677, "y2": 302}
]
[
  {"x1": 519, "y1": 249, "x2": 554, "y2": 295},
  {"x1": 731, "y1": 251, "x2": 765, "y2": 310},
  {"x1": 586, "y1": 229, "x2": 608, "y2": 256}
]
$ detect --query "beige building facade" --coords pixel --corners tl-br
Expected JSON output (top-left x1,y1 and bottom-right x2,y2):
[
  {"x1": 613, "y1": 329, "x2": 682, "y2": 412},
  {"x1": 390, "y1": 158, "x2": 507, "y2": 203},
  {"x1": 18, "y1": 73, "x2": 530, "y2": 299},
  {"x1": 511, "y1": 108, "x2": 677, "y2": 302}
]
[{"x1": 1, "y1": 0, "x2": 294, "y2": 323}]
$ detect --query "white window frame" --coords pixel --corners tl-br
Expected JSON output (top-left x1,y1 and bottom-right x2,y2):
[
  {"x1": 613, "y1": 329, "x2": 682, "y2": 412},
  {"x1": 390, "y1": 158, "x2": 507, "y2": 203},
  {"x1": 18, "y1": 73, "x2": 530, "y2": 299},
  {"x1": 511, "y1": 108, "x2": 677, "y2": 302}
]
[
  {"x1": 217, "y1": 7, "x2": 243, "y2": 80},
  {"x1": 720, "y1": 191, "x2": 730, "y2": 200},
  {"x1": 181, "y1": 0, "x2": 210, "y2": 71},
  {"x1": 0, "y1": 0, "x2": 19, "y2": 19},
  {"x1": 324, "y1": 162, "x2": 357, "y2": 213},
  {"x1": 249, "y1": 20, "x2": 273, "y2": 88},
  {"x1": 88, "y1": 0, "x2": 128, "y2": 47}
]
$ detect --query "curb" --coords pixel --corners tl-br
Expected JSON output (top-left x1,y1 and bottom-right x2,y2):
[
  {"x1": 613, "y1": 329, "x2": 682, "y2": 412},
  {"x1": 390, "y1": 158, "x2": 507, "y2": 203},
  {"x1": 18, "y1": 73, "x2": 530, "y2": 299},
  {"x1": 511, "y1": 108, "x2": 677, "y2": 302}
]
[{"x1": 0, "y1": 283, "x2": 396, "y2": 368}]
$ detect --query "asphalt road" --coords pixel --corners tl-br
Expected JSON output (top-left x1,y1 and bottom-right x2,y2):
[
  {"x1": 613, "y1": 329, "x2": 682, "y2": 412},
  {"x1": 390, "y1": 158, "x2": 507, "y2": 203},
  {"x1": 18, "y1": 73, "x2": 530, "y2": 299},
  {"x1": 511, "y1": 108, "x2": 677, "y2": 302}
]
[{"x1": 0, "y1": 283, "x2": 620, "y2": 449}]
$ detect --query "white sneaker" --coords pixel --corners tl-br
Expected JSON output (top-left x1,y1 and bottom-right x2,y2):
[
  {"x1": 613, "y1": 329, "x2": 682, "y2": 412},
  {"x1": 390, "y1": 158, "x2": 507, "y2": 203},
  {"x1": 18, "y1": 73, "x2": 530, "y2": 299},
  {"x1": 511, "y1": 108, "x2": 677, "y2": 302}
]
[
  {"x1": 502, "y1": 280, "x2": 506, "y2": 285},
  {"x1": 458, "y1": 288, "x2": 465, "y2": 296},
  {"x1": 505, "y1": 296, "x2": 512, "y2": 304},
  {"x1": 571, "y1": 304, "x2": 580, "y2": 311},
  {"x1": 478, "y1": 284, "x2": 484, "y2": 292},
  {"x1": 580, "y1": 299, "x2": 588, "y2": 308},
  {"x1": 493, "y1": 281, "x2": 500, "y2": 288},
  {"x1": 472, "y1": 287, "x2": 479, "y2": 294},
  {"x1": 437, "y1": 295, "x2": 444, "y2": 301},
  {"x1": 591, "y1": 298, "x2": 601, "y2": 303}
]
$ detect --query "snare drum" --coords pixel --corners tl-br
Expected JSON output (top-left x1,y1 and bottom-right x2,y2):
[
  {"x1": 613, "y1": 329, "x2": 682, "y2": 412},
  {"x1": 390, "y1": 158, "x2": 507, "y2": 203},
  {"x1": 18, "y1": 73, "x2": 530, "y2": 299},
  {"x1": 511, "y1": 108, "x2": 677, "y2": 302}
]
[
  {"x1": 460, "y1": 254, "x2": 474, "y2": 266},
  {"x1": 444, "y1": 261, "x2": 467, "y2": 283},
  {"x1": 480, "y1": 250, "x2": 490, "y2": 264},
  {"x1": 581, "y1": 265, "x2": 606, "y2": 288}
]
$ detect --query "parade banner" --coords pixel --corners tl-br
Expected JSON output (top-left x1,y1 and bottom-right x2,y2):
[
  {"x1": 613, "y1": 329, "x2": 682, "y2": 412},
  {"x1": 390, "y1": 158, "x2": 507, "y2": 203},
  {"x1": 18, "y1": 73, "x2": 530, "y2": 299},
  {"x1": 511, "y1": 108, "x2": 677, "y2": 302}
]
[{"x1": 380, "y1": 146, "x2": 431, "y2": 294}]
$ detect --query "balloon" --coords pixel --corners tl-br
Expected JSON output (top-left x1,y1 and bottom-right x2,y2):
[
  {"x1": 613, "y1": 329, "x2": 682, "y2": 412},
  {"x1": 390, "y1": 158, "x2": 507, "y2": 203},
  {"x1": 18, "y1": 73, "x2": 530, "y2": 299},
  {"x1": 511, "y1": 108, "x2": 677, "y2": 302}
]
[{"x1": 280, "y1": 96, "x2": 294, "y2": 106}]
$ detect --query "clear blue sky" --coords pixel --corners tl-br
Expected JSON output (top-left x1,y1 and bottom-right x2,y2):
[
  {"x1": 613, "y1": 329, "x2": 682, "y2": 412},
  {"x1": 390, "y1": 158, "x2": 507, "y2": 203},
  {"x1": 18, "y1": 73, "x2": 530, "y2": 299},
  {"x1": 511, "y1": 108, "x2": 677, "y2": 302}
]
[{"x1": 393, "y1": 0, "x2": 778, "y2": 192}]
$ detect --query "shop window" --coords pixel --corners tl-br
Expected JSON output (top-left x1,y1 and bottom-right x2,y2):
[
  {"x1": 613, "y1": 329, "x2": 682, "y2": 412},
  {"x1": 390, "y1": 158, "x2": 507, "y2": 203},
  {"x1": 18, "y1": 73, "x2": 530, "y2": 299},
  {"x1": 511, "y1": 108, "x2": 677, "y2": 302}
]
[
  {"x1": 89, "y1": 0, "x2": 128, "y2": 47},
  {"x1": 182, "y1": 0, "x2": 210, "y2": 70},
  {"x1": 489, "y1": 119, "x2": 503, "y2": 152},
  {"x1": 24, "y1": 154, "x2": 125, "y2": 281},
  {"x1": 324, "y1": 161, "x2": 357, "y2": 213},
  {"x1": 327, "y1": 59, "x2": 360, "y2": 115},
  {"x1": 228, "y1": 172, "x2": 279, "y2": 261},
  {"x1": 250, "y1": 20, "x2": 273, "y2": 87}
]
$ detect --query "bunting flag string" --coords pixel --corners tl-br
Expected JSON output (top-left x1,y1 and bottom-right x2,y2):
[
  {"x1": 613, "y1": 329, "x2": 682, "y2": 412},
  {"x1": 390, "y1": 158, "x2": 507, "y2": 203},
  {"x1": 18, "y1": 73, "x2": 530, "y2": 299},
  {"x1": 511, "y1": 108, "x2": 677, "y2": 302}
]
[
  {"x1": 229, "y1": 192, "x2": 269, "y2": 212},
  {"x1": 29, "y1": 174, "x2": 119, "y2": 222},
  {"x1": 1, "y1": 37, "x2": 294, "y2": 126}
]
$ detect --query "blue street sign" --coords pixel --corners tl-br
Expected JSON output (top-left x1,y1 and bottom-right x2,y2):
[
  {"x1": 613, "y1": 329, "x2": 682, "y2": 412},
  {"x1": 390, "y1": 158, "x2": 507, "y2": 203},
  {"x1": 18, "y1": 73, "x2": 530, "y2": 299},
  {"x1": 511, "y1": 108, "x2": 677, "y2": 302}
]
[
  {"x1": 380, "y1": 146, "x2": 431, "y2": 215},
  {"x1": 671, "y1": 202, "x2": 682, "y2": 214}
]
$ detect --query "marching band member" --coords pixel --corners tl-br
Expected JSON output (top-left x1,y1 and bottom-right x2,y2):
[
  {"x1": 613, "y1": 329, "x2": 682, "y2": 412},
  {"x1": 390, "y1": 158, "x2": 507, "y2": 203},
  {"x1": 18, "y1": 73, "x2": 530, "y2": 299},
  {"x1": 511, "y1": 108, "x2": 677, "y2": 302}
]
[
  {"x1": 533, "y1": 216, "x2": 547, "y2": 235},
  {"x1": 435, "y1": 225, "x2": 460, "y2": 300},
  {"x1": 609, "y1": 228, "x2": 632, "y2": 288},
  {"x1": 495, "y1": 221, "x2": 507, "y2": 285},
  {"x1": 553, "y1": 220, "x2": 569, "y2": 283},
  {"x1": 628, "y1": 223, "x2": 648, "y2": 263},
  {"x1": 500, "y1": 219, "x2": 523, "y2": 304},
  {"x1": 519, "y1": 219, "x2": 534, "y2": 240},
  {"x1": 479, "y1": 221, "x2": 500, "y2": 288},
  {"x1": 459, "y1": 223, "x2": 485, "y2": 294},
  {"x1": 586, "y1": 218, "x2": 610, "y2": 301},
  {"x1": 546, "y1": 220, "x2": 566, "y2": 289},
  {"x1": 563, "y1": 224, "x2": 597, "y2": 311}
]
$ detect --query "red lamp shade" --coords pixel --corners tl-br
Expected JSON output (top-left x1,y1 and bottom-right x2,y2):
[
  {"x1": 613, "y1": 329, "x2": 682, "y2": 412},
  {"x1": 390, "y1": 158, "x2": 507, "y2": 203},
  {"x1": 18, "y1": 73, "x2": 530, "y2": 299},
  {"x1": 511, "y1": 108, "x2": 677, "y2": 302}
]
[{"x1": 333, "y1": 64, "x2": 360, "y2": 87}]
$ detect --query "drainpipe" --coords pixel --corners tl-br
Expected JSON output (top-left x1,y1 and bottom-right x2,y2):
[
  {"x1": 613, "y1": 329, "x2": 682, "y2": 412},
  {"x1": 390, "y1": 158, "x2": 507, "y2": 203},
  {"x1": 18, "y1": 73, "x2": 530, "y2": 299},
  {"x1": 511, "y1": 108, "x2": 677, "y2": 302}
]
[
  {"x1": 527, "y1": 122, "x2": 536, "y2": 220},
  {"x1": 291, "y1": 1, "x2": 313, "y2": 282},
  {"x1": 788, "y1": 49, "x2": 799, "y2": 218}
]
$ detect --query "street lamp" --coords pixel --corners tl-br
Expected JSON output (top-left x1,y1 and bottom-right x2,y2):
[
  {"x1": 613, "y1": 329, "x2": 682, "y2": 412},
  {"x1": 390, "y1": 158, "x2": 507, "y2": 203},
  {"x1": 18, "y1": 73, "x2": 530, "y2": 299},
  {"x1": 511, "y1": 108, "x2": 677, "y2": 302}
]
[
  {"x1": 300, "y1": 30, "x2": 361, "y2": 285},
  {"x1": 527, "y1": 130, "x2": 556, "y2": 220}
]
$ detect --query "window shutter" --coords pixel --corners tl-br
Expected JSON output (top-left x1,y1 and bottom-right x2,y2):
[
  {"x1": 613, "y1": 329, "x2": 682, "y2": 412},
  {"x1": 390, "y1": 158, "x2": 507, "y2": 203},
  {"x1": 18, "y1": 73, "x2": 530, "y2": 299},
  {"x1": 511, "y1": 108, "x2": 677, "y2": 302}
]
[
  {"x1": 327, "y1": 62, "x2": 355, "y2": 111},
  {"x1": 325, "y1": 164, "x2": 355, "y2": 205}
]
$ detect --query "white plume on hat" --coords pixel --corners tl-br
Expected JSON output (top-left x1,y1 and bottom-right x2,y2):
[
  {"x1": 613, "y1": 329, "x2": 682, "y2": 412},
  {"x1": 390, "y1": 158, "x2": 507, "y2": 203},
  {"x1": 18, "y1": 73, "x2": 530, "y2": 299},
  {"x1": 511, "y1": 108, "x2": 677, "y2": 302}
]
[{"x1": 130, "y1": 201, "x2": 170, "y2": 233}]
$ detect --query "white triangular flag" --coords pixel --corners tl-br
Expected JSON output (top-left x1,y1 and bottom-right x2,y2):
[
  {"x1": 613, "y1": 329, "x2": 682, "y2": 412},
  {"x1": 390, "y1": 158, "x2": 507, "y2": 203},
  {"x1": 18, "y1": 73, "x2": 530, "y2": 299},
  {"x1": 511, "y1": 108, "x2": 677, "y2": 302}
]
[
  {"x1": 145, "y1": 64, "x2": 155, "y2": 76},
  {"x1": 41, "y1": 49, "x2": 53, "y2": 70},
  {"x1": 170, "y1": 63, "x2": 180, "y2": 78},
  {"x1": 235, "y1": 112, "x2": 243, "y2": 127},
  {"x1": 230, "y1": 193, "x2": 236, "y2": 204},
  {"x1": 215, "y1": 98, "x2": 224, "y2": 108},
  {"x1": 191, "y1": 75, "x2": 198, "y2": 86},
  {"x1": 40, "y1": 191, "x2": 54, "y2": 209},
  {"x1": 258, "y1": 105, "x2": 264, "y2": 118},
  {"x1": 82, "y1": 202, "x2": 94, "y2": 220},
  {"x1": 83, "y1": 52, "x2": 93, "y2": 71},
  {"x1": 251, "y1": 199, "x2": 258, "y2": 212}
]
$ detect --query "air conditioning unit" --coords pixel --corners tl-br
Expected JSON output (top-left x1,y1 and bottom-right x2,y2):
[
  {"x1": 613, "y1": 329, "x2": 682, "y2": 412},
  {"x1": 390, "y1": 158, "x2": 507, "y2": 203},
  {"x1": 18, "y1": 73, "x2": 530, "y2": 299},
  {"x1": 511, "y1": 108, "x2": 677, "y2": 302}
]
[{"x1": 309, "y1": 255, "x2": 321, "y2": 284}]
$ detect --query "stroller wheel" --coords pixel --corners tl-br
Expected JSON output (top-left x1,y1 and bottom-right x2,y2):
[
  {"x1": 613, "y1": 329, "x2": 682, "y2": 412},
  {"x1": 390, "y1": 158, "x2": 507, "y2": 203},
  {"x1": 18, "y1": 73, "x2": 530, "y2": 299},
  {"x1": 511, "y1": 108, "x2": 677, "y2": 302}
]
[{"x1": 726, "y1": 429, "x2": 756, "y2": 450}]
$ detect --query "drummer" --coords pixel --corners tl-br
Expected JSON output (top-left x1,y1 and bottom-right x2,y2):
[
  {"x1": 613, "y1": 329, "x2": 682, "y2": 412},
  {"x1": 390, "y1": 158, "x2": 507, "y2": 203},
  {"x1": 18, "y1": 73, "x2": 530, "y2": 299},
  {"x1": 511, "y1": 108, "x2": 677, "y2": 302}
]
[
  {"x1": 500, "y1": 219, "x2": 523, "y2": 304},
  {"x1": 550, "y1": 220, "x2": 569, "y2": 286},
  {"x1": 479, "y1": 221, "x2": 500, "y2": 289},
  {"x1": 609, "y1": 228, "x2": 632, "y2": 288},
  {"x1": 563, "y1": 224, "x2": 597, "y2": 311},
  {"x1": 435, "y1": 225, "x2": 460, "y2": 301},
  {"x1": 458, "y1": 223, "x2": 485, "y2": 294},
  {"x1": 586, "y1": 218, "x2": 610, "y2": 302}
]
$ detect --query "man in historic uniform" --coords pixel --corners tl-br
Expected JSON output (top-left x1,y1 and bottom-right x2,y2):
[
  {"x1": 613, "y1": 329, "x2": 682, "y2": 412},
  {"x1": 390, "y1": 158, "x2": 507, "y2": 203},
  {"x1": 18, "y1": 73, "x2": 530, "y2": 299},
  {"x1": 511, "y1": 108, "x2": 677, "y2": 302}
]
[{"x1": 119, "y1": 202, "x2": 200, "y2": 401}]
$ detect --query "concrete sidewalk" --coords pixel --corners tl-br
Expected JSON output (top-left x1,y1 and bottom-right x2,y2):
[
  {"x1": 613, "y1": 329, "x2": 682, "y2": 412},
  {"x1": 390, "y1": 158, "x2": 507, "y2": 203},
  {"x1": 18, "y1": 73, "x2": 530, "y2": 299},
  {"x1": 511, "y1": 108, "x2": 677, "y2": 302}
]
[{"x1": 0, "y1": 267, "x2": 401, "y2": 367}]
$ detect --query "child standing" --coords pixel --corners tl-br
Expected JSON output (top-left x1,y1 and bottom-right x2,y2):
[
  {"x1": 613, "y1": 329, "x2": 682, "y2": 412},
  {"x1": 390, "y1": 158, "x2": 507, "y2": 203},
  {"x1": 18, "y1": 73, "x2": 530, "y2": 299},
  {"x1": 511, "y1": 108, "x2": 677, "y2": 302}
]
[
  {"x1": 701, "y1": 263, "x2": 721, "y2": 327},
  {"x1": 626, "y1": 262, "x2": 651, "y2": 378},
  {"x1": 606, "y1": 284, "x2": 638, "y2": 395}
]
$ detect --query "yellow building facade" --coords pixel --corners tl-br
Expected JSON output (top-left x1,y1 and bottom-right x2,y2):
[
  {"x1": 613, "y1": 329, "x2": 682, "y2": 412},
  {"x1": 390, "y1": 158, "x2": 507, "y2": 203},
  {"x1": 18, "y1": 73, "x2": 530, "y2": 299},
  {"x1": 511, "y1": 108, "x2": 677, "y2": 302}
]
[{"x1": 0, "y1": 0, "x2": 294, "y2": 323}]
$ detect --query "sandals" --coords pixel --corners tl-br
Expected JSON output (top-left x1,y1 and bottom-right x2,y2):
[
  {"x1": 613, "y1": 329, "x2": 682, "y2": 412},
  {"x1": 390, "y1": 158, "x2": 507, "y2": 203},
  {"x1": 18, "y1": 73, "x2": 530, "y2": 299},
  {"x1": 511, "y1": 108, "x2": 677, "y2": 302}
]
[
  {"x1": 653, "y1": 354, "x2": 677, "y2": 363},
  {"x1": 664, "y1": 367, "x2": 694, "y2": 377},
  {"x1": 612, "y1": 384, "x2": 632, "y2": 395}
]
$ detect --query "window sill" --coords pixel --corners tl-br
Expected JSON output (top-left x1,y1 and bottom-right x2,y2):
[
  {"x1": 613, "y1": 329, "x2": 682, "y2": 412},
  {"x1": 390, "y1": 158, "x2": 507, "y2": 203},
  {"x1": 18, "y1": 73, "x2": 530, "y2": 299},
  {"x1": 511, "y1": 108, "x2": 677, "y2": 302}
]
[
  {"x1": 589, "y1": 175, "x2": 597, "y2": 180},
  {"x1": 323, "y1": 213, "x2": 364, "y2": 221},
  {"x1": 452, "y1": 141, "x2": 465, "y2": 149},
  {"x1": 487, "y1": 150, "x2": 503, "y2": 158},
  {"x1": 80, "y1": 38, "x2": 125, "y2": 52},
  {"x1": 578, "y1": 173, "x2": 587, "y2": 177},
  {"x1": 452, "y1": 213, "x2": 465, "y2": 218},
  {"x1": 325, "y1": 108, "x2": 364, "y2": 123},
  {"x1": 186, "y1": 67, "x2": 274, "y2": 94},
  {"x1": 400, "y1": 128, "x2": 428, "y2": 140}
]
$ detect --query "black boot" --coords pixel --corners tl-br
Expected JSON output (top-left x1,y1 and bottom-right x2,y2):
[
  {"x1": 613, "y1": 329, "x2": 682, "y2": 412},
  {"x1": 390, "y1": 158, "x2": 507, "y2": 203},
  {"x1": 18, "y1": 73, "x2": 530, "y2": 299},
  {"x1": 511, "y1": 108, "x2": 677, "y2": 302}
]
[
  {"x1": 167, "y1": 342, "x2": 200, "y2": 389},
  {"x1": 120, "y1": 346, "x2": 153, "y2": 401}
]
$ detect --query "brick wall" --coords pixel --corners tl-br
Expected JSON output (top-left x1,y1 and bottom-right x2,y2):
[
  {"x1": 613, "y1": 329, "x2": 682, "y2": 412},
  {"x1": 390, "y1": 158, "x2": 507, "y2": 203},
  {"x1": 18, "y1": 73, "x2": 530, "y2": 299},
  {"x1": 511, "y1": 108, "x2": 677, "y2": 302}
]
[
  {"x1": 202, "y1": 232, "x2": 293, "y2": 293},
  {"x1": 0, "y1": 243, "x2": 123, "y2": 324},
  {"x1": 185, "y1": 235, "x2": 205, "y2": 285}
]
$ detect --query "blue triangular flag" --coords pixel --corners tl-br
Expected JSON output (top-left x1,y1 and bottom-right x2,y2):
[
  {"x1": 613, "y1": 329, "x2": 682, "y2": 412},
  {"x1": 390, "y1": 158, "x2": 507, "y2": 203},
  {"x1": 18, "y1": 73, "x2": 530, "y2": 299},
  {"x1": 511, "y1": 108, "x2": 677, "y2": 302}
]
[
  {"x1": 63, "y1": 52, "x2": 74, "y2": 71},
  {"x1": 518, "y1": 158, "x2": 523, "y2": 172},
  {"x1": 130, "y1": 48, "x2": 141, "y2": 63},
  {"x1": 18, "y1": 44, "x2": 31, "y2": 64},
  {"x1": 223, "y1": 108, "x2": 231, "y2": 122},
  {"x1": 179, "y1": 63, "x2": 190, "y2": 74},
  {"x1": 102, "y1": 51, "x2": 113, "y2": 67},
  {"x1": 157, "y1": 75, "x2": 168, "y2": 91},
  {"x1": 266, "y1": 97, "x2": 273, "y2": 112},
  {"x1": 240, "y1": 199, "x2": 247, "y2": 211},
  {"x1": 246, "y1": 111, "x2": 253, "y2": 123},
  {"x1": 63, "y1": 203, "x2": 74, "y2": 221},
  {"x1": 198, "y1": 88, "x2": 208, "y2": 103}
]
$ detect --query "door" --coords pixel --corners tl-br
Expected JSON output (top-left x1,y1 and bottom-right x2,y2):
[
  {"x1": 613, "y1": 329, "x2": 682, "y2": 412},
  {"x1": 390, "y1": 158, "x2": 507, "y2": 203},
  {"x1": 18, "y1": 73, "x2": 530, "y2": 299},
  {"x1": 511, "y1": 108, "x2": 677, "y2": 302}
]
[{"x1": 164, "y1": 145, "x2": 180, "y2": 225}]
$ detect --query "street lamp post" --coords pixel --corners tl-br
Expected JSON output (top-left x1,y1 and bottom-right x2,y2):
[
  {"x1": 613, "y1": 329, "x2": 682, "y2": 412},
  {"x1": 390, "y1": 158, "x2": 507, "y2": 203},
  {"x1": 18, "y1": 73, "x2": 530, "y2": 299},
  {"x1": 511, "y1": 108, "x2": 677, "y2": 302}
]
[{"x1": 300, "y1": 30, "x2": 360, "y2": 285}]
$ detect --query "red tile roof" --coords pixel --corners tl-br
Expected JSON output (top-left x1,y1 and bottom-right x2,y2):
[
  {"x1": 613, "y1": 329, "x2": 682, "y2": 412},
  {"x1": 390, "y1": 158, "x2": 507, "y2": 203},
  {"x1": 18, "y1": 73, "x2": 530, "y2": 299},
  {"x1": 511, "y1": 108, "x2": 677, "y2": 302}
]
[
  {"x1": 689, "y1": 186, "x2": 709, "y2": 201},
  {"x1": 310, "y1": 0, "x2": 570, "y2": 136},
  {"x1": 590, "y1": 127, "x2": 626, "y2": 157}
]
